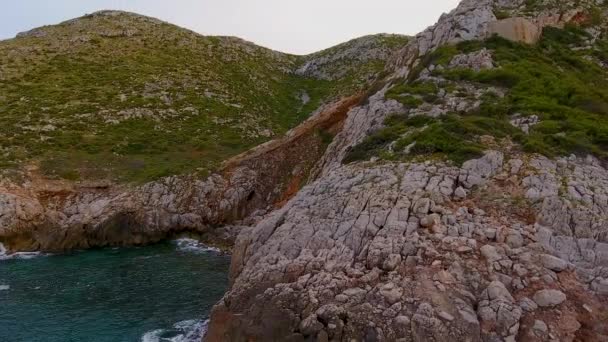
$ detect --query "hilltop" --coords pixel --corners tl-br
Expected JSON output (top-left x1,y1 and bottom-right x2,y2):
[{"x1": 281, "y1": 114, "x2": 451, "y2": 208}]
[{"x1": 0, "y1": 10, "x2": 408, "y2": 183}]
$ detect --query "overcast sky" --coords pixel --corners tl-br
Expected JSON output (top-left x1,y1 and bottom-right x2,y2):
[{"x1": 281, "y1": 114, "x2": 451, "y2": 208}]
[{"x1": 1, "y1": 0, "x2": 460, "y2": 55}]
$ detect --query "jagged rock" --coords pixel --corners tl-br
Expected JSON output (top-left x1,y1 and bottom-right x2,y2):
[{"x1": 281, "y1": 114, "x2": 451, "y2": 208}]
[
  {"x1": 478, "y1": 281, "x2": 521, "y2": 338},
  {"x1": 420, "y1": 214, "x2": 441, "y2": 228},
  {"x1": 393, "y1": 315, "x2": 410, "y2": 334},
  {"x1": 591, "y1": 278, "x2": 608, "y2": 295},
  {"x1": 299, "y1": 314, "x2": 324, "y2": 335},
  {"x1": 206, "y1": 141, "x2": 608, "y2": 339},
  {"x1": 382, "y1": 254, "x2": 402, "y2": 271},
  {"x1": 460, "y1": 151, "x2": 504, "y2": 188},
  {"x1": 449, "y1": 49, "x2": 494, "y2": 71},
  {"x1": 481, "y1": 245, "x2": 502, "y2": 264},
  {"x1": 390, "y1": 0, "x2": 497, "y2": 74},
  {"x1": 506, "y1": 231, "x2": 524, "y2": 248}
]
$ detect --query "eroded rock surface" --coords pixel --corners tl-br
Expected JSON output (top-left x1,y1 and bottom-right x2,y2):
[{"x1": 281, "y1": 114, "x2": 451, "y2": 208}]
[
  {"x1": 208, "y1": 150, "x2": 608, "y2": 341},
  {"x1": 207, "y1": 0, "x2": 608, "y2": 340},
  {"x1": 0, "y1": 96, "x2": 362, "y2": 252}
]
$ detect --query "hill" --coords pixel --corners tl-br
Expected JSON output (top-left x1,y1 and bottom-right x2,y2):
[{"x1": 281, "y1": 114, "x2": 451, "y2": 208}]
[
  {"x1": 0, "y1": 10, "x2": 408, "y2": 183},
  {"x1": 206, "y1": 0, "x2": 608, "y2": 340}
]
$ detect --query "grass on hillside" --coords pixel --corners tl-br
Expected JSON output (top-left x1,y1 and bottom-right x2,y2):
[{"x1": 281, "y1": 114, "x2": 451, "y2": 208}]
[
  {"x1": 0, "y1": 14, "x2": 405, "y2": 183},
  {"x1": 345, "y1": 24, "x2": 608, "y2": 165}
]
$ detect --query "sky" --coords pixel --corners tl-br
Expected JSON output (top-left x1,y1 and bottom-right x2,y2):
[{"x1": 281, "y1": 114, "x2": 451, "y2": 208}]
[{"x1": 1, "y1": 0, "x2": 461, "y2": 55}]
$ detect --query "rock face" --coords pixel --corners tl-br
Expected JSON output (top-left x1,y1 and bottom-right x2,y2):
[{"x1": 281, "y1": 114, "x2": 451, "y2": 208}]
[
  {"x1": 389, "y1": 0, "x2": 497, "y2": 76},
  {"x1": 207, "y1": 145, "x2": 608, "y2": 340},
  {"x1": 0, "y1": 96, "x2": 362, "y2": 252},
  {"x1": 4, "y1": 0, "x2": 608, "y2": 340},
  {"x1": 488, "y1": 17, "x2": 541, "y2": 44},
  {"x1": 207, "y1": 0, "x2": 608, "y2": 340},
  {"x1": 389, "y1": 0, "x2": 591, "y2": 74}
]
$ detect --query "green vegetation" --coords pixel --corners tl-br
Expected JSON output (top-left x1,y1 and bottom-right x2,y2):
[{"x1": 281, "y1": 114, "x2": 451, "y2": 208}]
[
  {"x1": 300, "y1": 34, "x2": 409, "y2": 94},
  {"x1": 493, "y1": 8, "x2": 511, "y2": 20},
  {"x1": 0, "y1": 12, "x2": 407, "y2": 183},
  {"x1": 344, "y1": 113, "x2": 522, "y2": 165},
  {"x1": 385, "y1": 80, "x2": 439, "y2": 108},
  {"x1": 346, "y1": 24, "x2": 608, "y2": 165}
]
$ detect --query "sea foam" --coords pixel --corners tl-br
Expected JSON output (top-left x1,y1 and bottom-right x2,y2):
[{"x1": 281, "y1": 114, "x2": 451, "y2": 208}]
[
  {"x1": 141, "y1": 319, "x2": 209, "y2": 342},
  {"x1": 0, "y1": 243, "x2": 45, "y2": 261},
  {"x1": 173, "y1": 238, "x2": 220, "y2": 254}
]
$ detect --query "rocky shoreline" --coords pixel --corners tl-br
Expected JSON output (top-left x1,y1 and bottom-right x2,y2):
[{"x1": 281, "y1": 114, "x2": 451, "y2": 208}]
[
  {"x1": 0, "y1": 95, "x2": 361, "y2": 254},
  {"x1": 206, "y1": 149, "x2": 608, "y2": 340},
  {"x1": 206, "y1": 0, "x2": 608, "y2": 340},
  {"x1": 2, "y1": 0, "x2": 608, "y2": 341}
]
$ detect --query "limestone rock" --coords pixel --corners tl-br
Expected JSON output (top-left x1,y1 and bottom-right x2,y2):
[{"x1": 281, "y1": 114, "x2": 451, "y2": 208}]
[
  {"x1": 540, "y1": 254, "x2": 568, "y2": 272},
  {"x1": 449, "y1": 49, "x2": 494, "y2": 71},
  {"x1": 488, "y1": 18, "x2": 541, "y2": 44},
  {"x1": 533, "y1": 289, "x2": 567, "y2": 307}
]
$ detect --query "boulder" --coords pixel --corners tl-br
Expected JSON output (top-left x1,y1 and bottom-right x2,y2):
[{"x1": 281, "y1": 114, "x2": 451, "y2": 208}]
[
  {"x1": 540, "y1": 254, "x2": 568, "y2": 272},
  {"x1": 533, "y1": 289, "x2": 566, "y2": 307}
]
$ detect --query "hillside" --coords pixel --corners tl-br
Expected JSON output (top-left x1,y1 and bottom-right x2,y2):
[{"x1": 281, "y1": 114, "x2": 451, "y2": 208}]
[
  {"x1": 0, "y1": 10, "x2": 407, "y2": 183},
  {"x1": 206, "y1": 0, "x2": 608, "y2": 341},
  {"x1": 3, "y1": 1, "x2": 608, "y2": 341},
  {"x1": 348, "y1": 15, "x2": 608, "y2": 166},
  {"x1": 296, "y1": 34, "x2": 408, "y2": 82}
]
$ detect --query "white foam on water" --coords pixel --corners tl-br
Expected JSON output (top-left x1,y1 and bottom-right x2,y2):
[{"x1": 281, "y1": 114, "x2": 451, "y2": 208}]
[
  {"x1": 141, "y1": 319, "x2": 209, "y2": 342},
  {"x1": 0, "y1": 285, "x2": 9, "y2": 291},
  {"x1": 0, "y1": 242, "x2": 47, "y2": 261},
  {"x1": 0, "y1": 251, "x2": 45, "y2": 261},
  {"x1": 170, "y1": 319, "x2": 209, "y2": 342},
  {"x1": 173, "y1": 238, "x2": 221, "y2": 254},
  {"x1": 141, "y1": 329, "x2": 165, "y2": 342}
]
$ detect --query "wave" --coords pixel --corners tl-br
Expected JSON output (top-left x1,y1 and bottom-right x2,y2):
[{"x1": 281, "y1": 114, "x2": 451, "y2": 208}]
[
  {"x1": 173, "y1": 238, "x2": 221, "y2": 254},
  {"x1": 0, "y1": 243, "x2": 47, "y2": 261},
  {"x1": 0, "y1": 285, "x2": 9, "y2": 291},
  {"x1": 141, "y1": 319, "x2": 209, "y2": 342}
]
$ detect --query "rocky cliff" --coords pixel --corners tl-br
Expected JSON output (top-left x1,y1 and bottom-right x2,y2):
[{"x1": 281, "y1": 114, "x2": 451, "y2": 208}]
[
  {"x1": 0, "y1": 94, "x2": 364, "y2": 252},
  {"x1": 206, "y1": 0, "x2": 608, "y2": 341},
  {"x1": 2, "y1": 0, "x2": 608, "y2": 340},
  {"x1": 0, "y1": 12, "x2": 401, "y2": 252}
]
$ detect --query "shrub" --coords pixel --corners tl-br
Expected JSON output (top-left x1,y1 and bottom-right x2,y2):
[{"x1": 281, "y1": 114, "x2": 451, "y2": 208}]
[{"x1": 347, "y1": 26, "x2": 608, "y2": 165}]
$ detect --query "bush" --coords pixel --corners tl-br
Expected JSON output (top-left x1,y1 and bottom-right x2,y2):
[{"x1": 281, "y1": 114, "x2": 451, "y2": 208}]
[{"x1": 348, "y1": 26, "x2": 608, "y2": 165}]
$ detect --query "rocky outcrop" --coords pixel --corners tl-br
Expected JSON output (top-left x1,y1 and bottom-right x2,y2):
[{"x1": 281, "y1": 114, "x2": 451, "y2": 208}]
[
  {"x1": 0, "y1": 95, "x2": 362, "y2": 253},
  {"x1": 207, "y1": 0, "x2": 608, "y2": 340},
  {"x1": 315, "y1": 89, "x2": 404, "y2": 176},
  {"x1": 0, "y1": 168, "x2": 255, "y2": 252},
  {"x1": 297, "y1": 34, "x2": 409, "y2": 81},
  {"x1": 487, "y1": 6, "x2": 592, "y2": 44},
  {"x1": 389, "y1": 0, "x2": 595, "y2": 75},
  {"x1": 207, "y1": 149, "x2": 608, "y2": 341},
  {"x1": 5, "y1": 0, "x2": 608, "y2": 340},
  {"x1": 389, "y1": 0, "x2": 497, "y2": 77},
  {"x1": 488, "y1": 17, "x2": 541, "y2": 44}
]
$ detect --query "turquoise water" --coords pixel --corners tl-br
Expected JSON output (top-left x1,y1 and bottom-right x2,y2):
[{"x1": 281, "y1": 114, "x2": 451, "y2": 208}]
[{"x1": 0, "y1": 239, "x2": 230, "y2": 342}]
